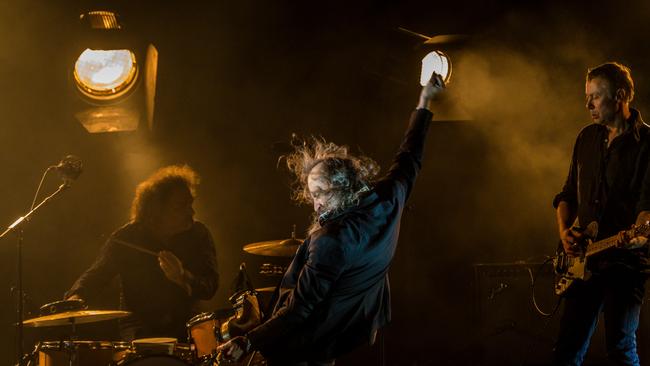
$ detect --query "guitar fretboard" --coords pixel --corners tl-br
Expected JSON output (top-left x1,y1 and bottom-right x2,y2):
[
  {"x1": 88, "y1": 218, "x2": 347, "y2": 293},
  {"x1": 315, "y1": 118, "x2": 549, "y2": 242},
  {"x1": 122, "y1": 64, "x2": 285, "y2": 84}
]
[{"x1": 585, "y1": 236, "x2": 618, "y2": 256}]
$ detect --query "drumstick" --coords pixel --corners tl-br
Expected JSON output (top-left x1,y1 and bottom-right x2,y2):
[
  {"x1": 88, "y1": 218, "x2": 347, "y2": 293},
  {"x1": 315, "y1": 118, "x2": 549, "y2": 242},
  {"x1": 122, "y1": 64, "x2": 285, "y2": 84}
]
[{"x1": 111, "y1": 238, "x2": 159, "y2": 257}]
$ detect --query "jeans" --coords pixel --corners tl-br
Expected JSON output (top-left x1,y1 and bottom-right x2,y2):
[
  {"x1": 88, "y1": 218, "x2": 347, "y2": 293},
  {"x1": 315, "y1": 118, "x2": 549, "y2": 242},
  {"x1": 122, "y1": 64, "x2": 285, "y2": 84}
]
[{"x1": 553, "y1": 269, "x2": 646, "y2": 366}]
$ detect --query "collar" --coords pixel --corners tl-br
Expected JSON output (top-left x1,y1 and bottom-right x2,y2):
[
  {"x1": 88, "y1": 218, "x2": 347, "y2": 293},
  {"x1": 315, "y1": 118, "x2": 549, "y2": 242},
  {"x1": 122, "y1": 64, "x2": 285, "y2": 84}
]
[
  {"x1": 625, "y1": 108, "x2": 647, "y2": 141},
  {"x1": 317, "y1": 189, "x2": 377, "y2": 226},
  {"x1": 600, "y1": 108, "x2": 647, "y2": 142}
]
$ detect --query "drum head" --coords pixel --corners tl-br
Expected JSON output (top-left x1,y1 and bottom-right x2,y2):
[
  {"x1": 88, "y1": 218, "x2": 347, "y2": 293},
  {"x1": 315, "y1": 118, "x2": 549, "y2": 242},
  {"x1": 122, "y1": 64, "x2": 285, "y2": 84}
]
[
  {"x1": 186, "y1": 308, "x2": 235, "y2": 328},
  {"x1": 186, "y1": 312, "x2": 216, "y2": 327},
  {"x1": 122, "y1": 355, "x2": 190, "y2": 365}
]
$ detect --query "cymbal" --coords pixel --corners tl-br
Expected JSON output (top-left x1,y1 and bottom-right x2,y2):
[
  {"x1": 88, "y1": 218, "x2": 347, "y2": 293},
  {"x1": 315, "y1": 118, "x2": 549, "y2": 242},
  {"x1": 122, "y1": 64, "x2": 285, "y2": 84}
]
[
  {"x1": 22, "y1": 310, "x2": 131, "y2": 327},
  {"x1": 243, "y1": 238, "x2": 303, "y2": 257}
]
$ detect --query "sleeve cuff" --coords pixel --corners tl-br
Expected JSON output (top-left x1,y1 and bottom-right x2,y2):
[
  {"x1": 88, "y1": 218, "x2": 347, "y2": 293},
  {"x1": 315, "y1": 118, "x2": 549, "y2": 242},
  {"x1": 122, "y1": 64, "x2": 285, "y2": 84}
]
[{"x1": 553, "y1": 193, "x2": 575, "y2": 208}]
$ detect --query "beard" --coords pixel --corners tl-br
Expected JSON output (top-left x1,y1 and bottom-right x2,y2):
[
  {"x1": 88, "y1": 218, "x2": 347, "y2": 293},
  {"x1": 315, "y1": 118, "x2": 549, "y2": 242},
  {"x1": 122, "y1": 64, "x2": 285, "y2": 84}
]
[{"x1": 308, "y1": 196, "x2": 344, "y2": 235}]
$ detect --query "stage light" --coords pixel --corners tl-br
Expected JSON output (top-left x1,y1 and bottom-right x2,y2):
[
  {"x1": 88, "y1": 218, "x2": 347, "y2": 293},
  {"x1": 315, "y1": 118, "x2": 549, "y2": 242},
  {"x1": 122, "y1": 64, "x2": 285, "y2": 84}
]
[
  {"x1": 420, "y1": 50, "x2": 452, "y2": 86},
  {"x1": 69, "y1": 10, "x2": 158, "y2": 133},
  {"x1": 82, "y1": 10, "x2": 121, "y2": 30},
  {"x1": 74, "y1": 49, "x2": 138, "y2": 100}
]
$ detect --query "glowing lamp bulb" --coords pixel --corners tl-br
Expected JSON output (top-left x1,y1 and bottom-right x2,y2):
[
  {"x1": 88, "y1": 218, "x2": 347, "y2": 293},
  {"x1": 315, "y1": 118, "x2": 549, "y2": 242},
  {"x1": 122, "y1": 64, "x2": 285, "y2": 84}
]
[
  {"x1": 420, "y1": 50, "x2": 451, "y2": 86},
  {"x1": 74, "y1": 49, "x2": 137, "y2": 99}
]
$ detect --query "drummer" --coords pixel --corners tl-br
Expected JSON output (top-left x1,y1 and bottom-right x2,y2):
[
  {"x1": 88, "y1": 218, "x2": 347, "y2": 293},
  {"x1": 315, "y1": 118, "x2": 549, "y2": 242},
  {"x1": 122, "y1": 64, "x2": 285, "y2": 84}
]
[{"x1": 65, "y1": 165, "x2": 219, "y2": 341}]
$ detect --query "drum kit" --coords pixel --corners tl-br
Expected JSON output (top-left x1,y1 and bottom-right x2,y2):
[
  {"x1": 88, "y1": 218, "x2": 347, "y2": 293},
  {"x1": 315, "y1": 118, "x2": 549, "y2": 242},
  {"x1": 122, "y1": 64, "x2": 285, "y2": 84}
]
[{"x1": 18, "y1": 234, "x2": 302, "y2": 366}]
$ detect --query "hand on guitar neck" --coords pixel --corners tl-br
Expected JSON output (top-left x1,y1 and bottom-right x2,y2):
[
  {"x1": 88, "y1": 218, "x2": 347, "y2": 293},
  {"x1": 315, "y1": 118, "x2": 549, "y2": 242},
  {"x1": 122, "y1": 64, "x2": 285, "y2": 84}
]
[
  {"x1": 616, "y1": 222, "x2": 650, "y2": 250},
  {"x1": 561, "y1": 222, "x2": 649, "y2": 256}
]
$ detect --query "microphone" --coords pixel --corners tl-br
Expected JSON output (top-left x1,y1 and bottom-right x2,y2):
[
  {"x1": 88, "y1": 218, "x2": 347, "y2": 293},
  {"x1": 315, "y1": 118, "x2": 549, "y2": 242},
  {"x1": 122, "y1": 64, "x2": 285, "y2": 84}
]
[{"x1": 53, "y1": 155, "x2": 83, "y2": 183}]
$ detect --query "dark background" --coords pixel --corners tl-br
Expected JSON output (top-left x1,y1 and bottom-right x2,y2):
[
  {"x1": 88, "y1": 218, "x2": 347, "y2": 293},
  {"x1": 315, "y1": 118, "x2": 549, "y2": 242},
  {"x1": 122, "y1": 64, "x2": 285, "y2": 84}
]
[{"x1": 1, "y1": 0, "x2": 650, "y2": 364}]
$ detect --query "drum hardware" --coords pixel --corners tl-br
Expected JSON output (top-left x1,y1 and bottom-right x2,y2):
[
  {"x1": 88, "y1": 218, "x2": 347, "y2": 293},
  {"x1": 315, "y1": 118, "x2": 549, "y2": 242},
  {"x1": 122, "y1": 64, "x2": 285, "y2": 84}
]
[
  {"x1": 231, "y1": 263, "x2": 256, "y2": 301},
  {"x1": 39, "y1": 299, "x2": 86, "y2": 316},
  {"x1": 258, "y1": 264, "x2": 286, "y2": 276},
  {"x1": 243, "y1": 226, "x2": 303, "y2": 257}
]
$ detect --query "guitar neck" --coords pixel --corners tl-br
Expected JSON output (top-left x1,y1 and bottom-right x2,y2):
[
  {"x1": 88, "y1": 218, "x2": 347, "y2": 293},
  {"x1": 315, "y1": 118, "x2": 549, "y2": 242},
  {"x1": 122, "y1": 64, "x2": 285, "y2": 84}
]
[{"x1": 585, "y1": 235, "x2": 618, "y2": 257}]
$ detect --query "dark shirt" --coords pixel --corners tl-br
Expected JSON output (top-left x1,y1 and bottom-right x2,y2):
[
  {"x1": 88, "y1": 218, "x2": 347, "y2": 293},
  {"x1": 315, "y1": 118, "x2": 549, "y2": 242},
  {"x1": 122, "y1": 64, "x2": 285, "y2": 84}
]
[
  {"x1": 247, "y1": 109, "x2": 432, "y2": 362},
  {"x1": 553, "y1": 108, "x2": 650, "y2": 271},
  {"x1": 66, "y1": 221, "x2": 219, "y2": 340}
]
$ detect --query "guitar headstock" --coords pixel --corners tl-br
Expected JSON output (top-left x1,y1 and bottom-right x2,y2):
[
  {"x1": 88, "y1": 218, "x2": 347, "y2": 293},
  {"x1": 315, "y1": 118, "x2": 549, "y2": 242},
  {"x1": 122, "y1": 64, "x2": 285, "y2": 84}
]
[{"x1": 630, "y1": 222, "x2": 650, "y2": 238}]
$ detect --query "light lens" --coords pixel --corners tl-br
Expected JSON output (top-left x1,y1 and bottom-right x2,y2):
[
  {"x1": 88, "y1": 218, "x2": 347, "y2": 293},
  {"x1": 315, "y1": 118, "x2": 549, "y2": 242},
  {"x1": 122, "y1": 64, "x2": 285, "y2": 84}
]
[
  {"x1": 74, "y1": 49, "x2": 137, "y2": 100},
  {"x1": 420, "y1": 50, "x2": 451, "y2": 86}
]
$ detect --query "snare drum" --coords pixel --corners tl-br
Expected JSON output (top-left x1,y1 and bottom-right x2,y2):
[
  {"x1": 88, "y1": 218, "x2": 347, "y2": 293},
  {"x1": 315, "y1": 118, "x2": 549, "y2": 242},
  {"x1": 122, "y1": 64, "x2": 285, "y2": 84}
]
[{"x1": 37, "y1": 340, "x2": 129, "y2": 366}]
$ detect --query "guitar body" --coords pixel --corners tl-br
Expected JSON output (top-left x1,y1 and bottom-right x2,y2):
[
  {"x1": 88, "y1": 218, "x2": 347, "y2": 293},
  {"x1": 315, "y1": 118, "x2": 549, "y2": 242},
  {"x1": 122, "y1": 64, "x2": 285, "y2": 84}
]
[
  {"x1": 553, "y1": 246, "x2": 590, "y2": 296},
  {"x1": 553, "y1": 221, "x2": 598, "y2": 296}
]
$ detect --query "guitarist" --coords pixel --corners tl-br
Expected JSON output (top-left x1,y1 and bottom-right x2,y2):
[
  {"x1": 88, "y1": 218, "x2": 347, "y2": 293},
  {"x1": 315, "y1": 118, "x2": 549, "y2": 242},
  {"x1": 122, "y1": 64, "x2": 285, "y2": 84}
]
[{"x1": 553, "y1": 62, "x2": 650, "y2": 366}]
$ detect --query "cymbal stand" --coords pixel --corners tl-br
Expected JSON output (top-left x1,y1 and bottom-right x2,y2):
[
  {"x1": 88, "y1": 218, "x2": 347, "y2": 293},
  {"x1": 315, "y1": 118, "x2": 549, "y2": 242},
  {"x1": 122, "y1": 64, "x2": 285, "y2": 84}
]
[{"x1": 67, "y1": 318, "x2": 78, "y2": 366}]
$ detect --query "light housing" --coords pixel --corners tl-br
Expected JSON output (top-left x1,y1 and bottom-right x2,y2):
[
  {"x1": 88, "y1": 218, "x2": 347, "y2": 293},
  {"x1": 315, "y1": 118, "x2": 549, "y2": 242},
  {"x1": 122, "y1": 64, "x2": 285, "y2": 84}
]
[{"x1": 69, "y1": 10, "x2": 158, "y2": 134}]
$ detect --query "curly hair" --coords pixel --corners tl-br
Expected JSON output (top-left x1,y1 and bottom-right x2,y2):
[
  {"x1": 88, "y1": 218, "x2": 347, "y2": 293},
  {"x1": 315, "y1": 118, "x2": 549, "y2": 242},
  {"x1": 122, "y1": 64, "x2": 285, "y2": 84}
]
[
  {"x1": 284, "y1": 137, "x2": 380, "y2": 223},
  {"x1": 130, "y1": 165, "x2": 200, "y2": 223}
]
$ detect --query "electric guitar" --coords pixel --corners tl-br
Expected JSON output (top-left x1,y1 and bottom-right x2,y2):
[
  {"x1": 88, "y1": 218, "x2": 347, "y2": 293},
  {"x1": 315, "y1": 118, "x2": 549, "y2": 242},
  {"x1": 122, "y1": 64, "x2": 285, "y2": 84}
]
[{"x1": 553, "y1": 221, "x2": 650, "y2": 296}]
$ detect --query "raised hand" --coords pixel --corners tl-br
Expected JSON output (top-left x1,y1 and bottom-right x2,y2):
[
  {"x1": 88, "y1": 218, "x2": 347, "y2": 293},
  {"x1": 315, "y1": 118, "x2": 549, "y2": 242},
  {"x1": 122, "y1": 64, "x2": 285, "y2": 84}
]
[{"x1": 417, "y1": 72, "x2": 446, "y2": 110}]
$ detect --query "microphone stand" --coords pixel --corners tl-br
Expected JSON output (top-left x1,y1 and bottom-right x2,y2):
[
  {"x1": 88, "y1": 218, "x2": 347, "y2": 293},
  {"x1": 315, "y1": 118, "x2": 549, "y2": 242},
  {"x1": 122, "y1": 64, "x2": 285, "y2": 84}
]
[{"x1": 0, "y1": 182, "x2": 70, "y2": 366}]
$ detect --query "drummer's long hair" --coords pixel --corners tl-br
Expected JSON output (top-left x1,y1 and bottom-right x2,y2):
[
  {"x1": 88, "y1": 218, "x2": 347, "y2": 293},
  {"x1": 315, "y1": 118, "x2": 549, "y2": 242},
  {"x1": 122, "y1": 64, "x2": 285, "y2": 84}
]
[
  {"x1": 283, "y1": 137, "x2": 380, "y2": 234},
  {"x1": 130, "y1": 164, "x2": 200, "y2": 224}
]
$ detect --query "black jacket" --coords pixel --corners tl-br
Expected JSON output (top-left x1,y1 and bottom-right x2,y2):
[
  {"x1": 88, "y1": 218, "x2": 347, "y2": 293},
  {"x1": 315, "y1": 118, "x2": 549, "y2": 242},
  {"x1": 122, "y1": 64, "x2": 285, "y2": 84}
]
[
  {"x1": 247, "y1": 108, "x2": 432, "y2": 362},
  {"x1": 66, "y1": 221, "x2": 219, "y2": 340}
]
